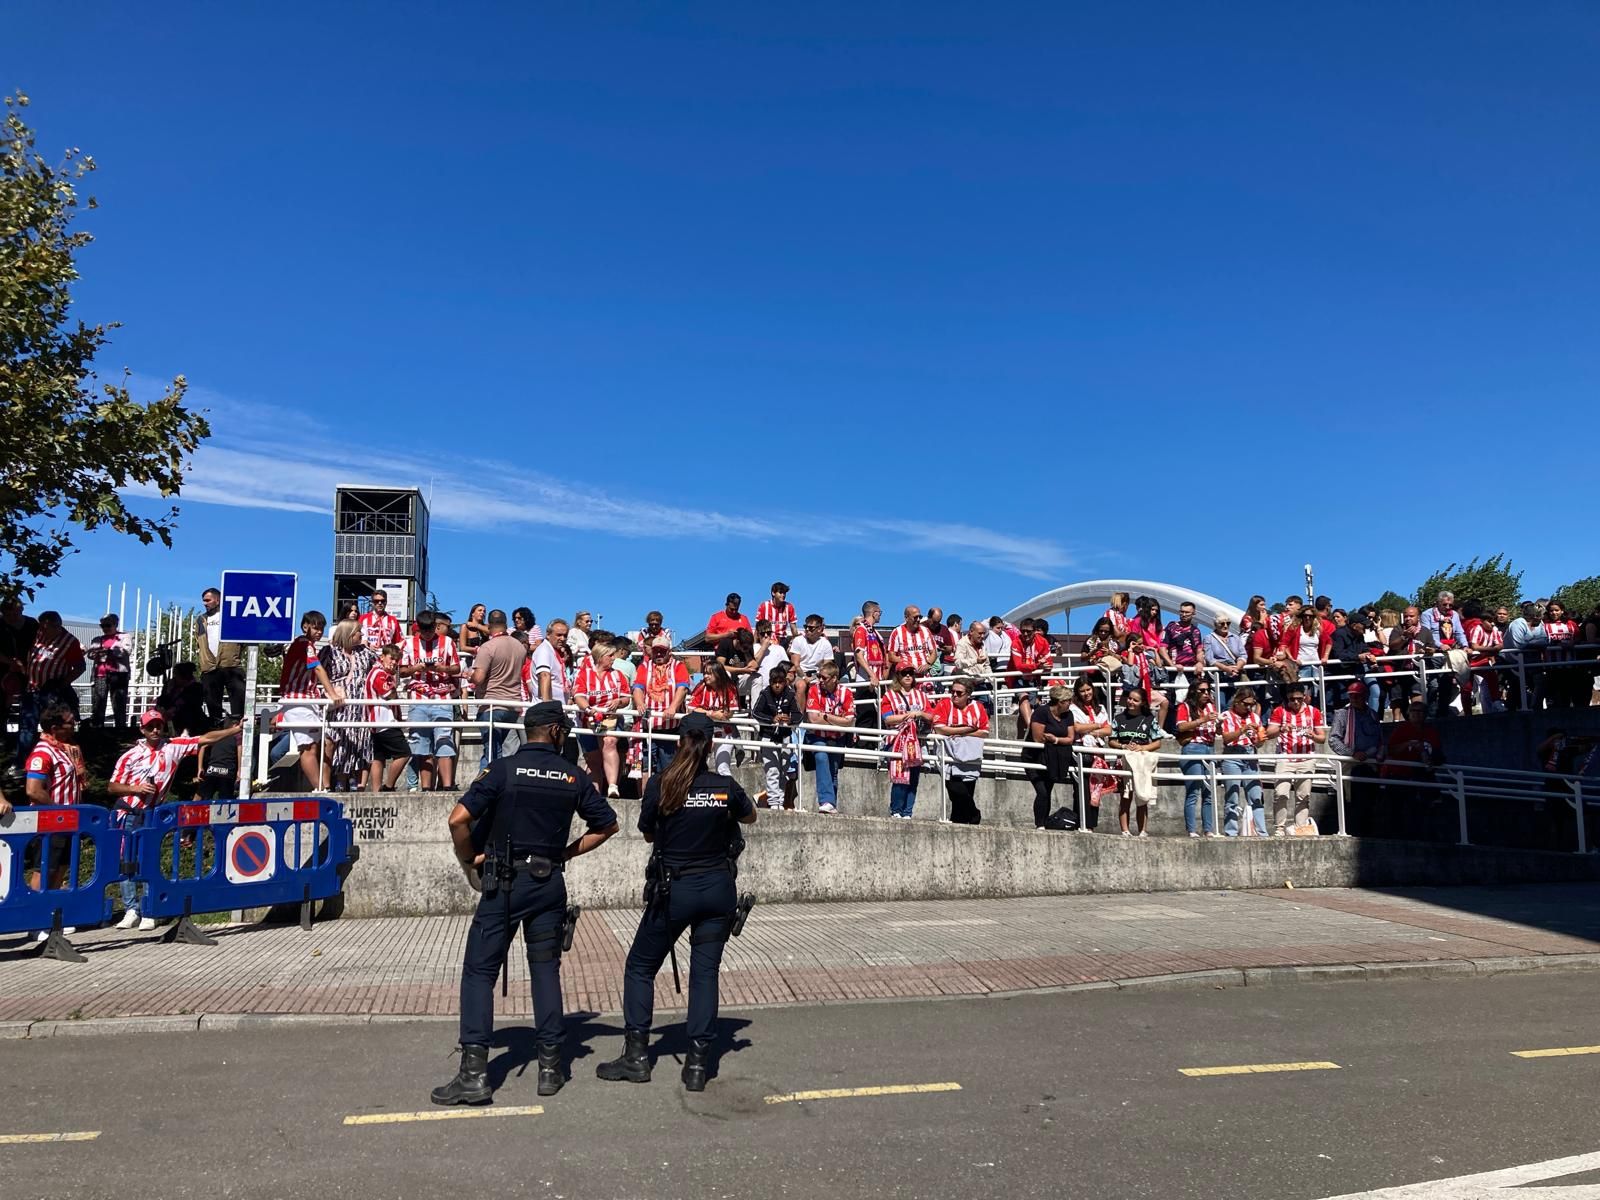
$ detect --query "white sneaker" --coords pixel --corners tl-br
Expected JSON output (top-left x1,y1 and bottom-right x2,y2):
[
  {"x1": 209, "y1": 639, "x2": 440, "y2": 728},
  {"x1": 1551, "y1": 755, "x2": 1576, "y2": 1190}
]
[
  {"x1": 116, "y1": 910, "x2": 139, "y2": 930},
  {"x1": 1188, "y1": 832, "x2": 1200, "y2": 839},
  {"x1": 1137, "y1": 831, "x2": 1149, "y2": 839},
  {"x1": 1121, "y1": 830, "x2": 1132, "y2": 838},
  {"x1": 818, "y1": 803, "x2": 836, "y2": 814},
  {"x1": 606, "y1": 785, "x2": 620, "y2": 799},
  {"x1": 138, "y1": 918, "x2": 156, "y2": 931}
]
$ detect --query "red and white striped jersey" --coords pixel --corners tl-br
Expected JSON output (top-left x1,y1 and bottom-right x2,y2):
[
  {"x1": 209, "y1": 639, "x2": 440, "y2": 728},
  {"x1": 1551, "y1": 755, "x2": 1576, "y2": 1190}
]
[
  {"x1": 28, "y1": 628, "x2": 84, "y2": 690},
  {"x1": 688, "y1": 681, "x2": 738, "y2": 715},
  {"x1": 23, "y1": 735, "x2": 84, "y2": 806},
  {"x1": 574, "y1": 662, "x2": 630, "y2": 725},
  {"x1": 110, "y1": 737, "x2": 202, "y2": 810},
  {"x1": 1466, "y1": 619, "x2": 1503, "y2": 661},
  {"x1": 930, "y1": 696, "x2": 990, "y2": 732},
  {"x1": 1104, "y1": 608, "x2": 1129, "y2": 637},
  {"x1": 806, "y1": 680, "x2": 855, "y2": 737},
  {"x1": 1271, "y1": 704, "x2": 1322, "y2": 756},
  {"x1": 1176, "y1": 701, "x2": 1217, "y2": 746},
  {"x1": 365, "y1": 663, "x2": 398, "y2": 725},
  {"x1": 1219, "y1": 709, "x2": 1264, "y2": 751},
  {"x1": 402, "y1": 634, "x2": 459, "y2": 699},
  {"x1": 1008, "y1": 631, "x2": 1052, "y2": 677},
  {"x1": 880, "y1": 685, "x2": 930, "y2": 718},
  {"x1": 634, "y1": 659, "x2": 690, "y2": 724},
  {"x1": 1547, "y1": 619, "x2": 1578, "y2": 644},
  {"x1": 852, "y1": 624, "x2": 886, "y2": 677},
  {"x1": 755, "y1": 600, "x2": 797, "y2": 641},
  {"x1": 358, "y1": 611, "x2": 402, "y2": 649},
  {"x1": 279, "y1": 637, "x2": 324, "y2": 701},
  {"x1": 887, "y1": 623, "x2": 937, "y2": 672}
]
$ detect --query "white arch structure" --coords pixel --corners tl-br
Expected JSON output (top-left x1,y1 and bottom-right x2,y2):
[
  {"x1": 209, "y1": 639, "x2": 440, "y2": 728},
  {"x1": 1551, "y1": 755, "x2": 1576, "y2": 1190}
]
[{"x1": 1003, "y1": 579, "x2": 1244, "y2": 632}]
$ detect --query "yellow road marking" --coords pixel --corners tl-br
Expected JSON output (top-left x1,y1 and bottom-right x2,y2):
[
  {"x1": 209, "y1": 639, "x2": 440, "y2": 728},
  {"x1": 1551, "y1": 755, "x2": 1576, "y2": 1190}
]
[
  {"x1": 0, "y1": 1131, "x2": 100, "y2": 1145},
  {"x1": 764, "y1": 1082, "x2": 962, "y2": 1105},
  {"x1": 343, "y1": 1105, "x2": 544, "y2": 1126},
  {"x1": 1180, "y1": 1061, "x2": 1341, "y2": 1077},
  {"x1": 1512, "y1": 1045, "x2": 1600, "y2": 1059}
]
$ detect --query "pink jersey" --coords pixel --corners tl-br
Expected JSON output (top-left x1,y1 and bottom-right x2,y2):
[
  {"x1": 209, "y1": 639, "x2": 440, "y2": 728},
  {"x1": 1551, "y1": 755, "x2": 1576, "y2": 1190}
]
[
  {"x1": 111, "y1": 737, "x2": 202, "y2": 810},
  {"x1": 887, "y1": 623, "x2": 937, "y2": 672},
  {"x1": 755, "y1": 600, "x2": 797, "y2": 641},
  {"x1": 279, "y1": 637, "x2": 324, "y2": 700},
  {"x1": 1271, "y1": 704, "x2": 1322, "y2": 756},
  {"x1": 402, "y1": 634, "x2": 459, "y2": 699},
  {"x1": 24, "y1": 736, "x2": 84, "y2": 806},
  {"x1": 359, "y1": 611, "x2": 402, "y2": 649}
]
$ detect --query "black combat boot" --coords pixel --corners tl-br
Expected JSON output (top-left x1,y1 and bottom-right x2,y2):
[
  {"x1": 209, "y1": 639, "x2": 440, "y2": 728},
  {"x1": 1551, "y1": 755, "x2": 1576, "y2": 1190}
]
[
  {"x1": 430, "y1": 1044, "x2": 492, "y2": 1106},
  {"x1": 595, "y1": 1029, "x2": 652, "y2": 1083},
  {"x1": 681, "y1": 1039, "x2": 710, "y2": 1092},
  {"x1": 536, "y1": 1044, "x2": 565, "y2": 1097}
]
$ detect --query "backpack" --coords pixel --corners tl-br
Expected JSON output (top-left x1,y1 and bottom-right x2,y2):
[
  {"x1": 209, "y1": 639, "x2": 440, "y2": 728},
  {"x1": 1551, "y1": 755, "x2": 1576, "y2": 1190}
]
[{"x1": 1044, "y1": 808, "x2": 1078, "y2": 832}]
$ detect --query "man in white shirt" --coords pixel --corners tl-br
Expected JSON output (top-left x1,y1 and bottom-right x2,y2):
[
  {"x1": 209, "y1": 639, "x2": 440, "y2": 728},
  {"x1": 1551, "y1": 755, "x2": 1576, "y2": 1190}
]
[
  {"x1": 788, "y1": 615, "x2": 834, "y2": 682},
  {"x1": 531, "y1": 619, "x2": 570, "y2": 703}
]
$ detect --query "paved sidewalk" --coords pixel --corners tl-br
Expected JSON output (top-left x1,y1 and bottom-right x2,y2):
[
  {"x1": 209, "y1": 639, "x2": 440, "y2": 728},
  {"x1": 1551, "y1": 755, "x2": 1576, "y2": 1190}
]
[{"x1": 3, "y1": 884, "x2": 1599, "y2": 1027}]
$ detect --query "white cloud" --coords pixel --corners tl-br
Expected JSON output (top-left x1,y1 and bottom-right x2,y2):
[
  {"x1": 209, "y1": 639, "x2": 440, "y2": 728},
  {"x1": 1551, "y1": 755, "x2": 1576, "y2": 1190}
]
[{"x1": 123, "y1": 385, "x2": 1074, "y2": 578}]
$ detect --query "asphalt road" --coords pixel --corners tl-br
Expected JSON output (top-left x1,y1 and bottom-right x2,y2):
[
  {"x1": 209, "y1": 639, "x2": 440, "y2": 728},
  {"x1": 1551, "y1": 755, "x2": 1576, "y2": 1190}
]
[{"x1": 4, "y1": 973, "x2": 1600, "y2": 1200}]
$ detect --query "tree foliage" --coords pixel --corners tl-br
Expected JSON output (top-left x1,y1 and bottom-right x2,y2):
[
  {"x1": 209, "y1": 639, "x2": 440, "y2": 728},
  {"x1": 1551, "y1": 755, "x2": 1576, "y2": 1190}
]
[
  {"x1": 1412, "y1": 556, "x2": 1522, "y2": 613},
  {"x1": 0, "y1": 91, "x2": 209, "y2": 600},
  {"x1": 1552, "y1": 575, "x2": 1600, "y2": 620},
  {"x1": 1360, "y1": 590, "x2": 1412, "y2": 617}
]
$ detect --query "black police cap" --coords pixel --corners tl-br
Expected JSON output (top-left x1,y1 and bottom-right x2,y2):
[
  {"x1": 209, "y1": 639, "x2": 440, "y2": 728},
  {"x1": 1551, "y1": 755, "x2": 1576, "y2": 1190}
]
[
  {"x1": 678, "y1": 712, "x2": 714, "y2": 738},
  {"x1": 524, "y1": 701, "x2": 571, "y2": 730}
]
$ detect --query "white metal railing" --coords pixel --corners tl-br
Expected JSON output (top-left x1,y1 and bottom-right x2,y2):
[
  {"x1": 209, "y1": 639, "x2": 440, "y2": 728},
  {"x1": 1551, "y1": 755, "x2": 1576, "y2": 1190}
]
[{"x1": 238, "y1": 693, "x2": 1597, "y2": 849}]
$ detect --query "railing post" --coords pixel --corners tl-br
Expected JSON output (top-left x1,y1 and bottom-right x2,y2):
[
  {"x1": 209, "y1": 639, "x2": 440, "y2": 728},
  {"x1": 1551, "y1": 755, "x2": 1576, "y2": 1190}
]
[
  {"x1": 1453, "y1": 770, "x2": 1469, "y2": 847},
  {"x1": 1075, "y1": 747, "x2": 1087, "y2": 831},
  {"x1": 1333, "y1": 757, "x2": 1348, "y2": 837},
  {"x1": 1575, "y1": 780, "x2": 1587, "y2": 855}
]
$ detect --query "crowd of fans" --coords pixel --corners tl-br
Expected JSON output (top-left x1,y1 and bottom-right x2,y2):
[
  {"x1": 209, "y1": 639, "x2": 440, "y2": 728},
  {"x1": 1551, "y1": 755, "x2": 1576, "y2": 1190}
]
[{"x1": 3, "y1": 583, "x2": 1598, "y2": 841}]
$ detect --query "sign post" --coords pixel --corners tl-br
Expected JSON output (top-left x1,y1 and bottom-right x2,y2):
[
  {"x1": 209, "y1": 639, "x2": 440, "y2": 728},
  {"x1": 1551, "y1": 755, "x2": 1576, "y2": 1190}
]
[{"x1": 219, "y1": 571, "x2": 299, "y2": 801}]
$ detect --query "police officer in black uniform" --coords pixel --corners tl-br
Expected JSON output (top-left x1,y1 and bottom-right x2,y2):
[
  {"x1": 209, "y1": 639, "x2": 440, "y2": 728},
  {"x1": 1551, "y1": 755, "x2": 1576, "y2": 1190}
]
[
  {"x1": 596, "y1": 712, "x2": 756, "y2": 1091},
  {"x1": 432, "y1": 701, "x2": 619, "y2": 1106}
]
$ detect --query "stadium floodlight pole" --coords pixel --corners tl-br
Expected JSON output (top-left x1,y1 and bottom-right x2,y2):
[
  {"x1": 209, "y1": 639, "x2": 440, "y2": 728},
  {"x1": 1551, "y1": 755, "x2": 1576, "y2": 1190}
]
[{"x1": 1304, "y1": 563, "x2": 1314, "y2": 602}]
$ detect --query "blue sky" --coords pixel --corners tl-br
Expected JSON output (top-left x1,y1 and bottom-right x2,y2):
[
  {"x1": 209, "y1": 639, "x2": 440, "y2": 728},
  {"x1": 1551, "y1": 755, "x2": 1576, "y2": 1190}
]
[{"x1": 13, "y1": 2, "x2": 1599, "y2": 632}]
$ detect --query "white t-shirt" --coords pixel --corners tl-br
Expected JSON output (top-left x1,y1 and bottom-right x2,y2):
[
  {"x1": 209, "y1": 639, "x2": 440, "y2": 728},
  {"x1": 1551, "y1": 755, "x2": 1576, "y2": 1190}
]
[
  {"x1": 205, "y1": 610, "x2": 221, "y2": 655},
  {"x1": 983, "y1": 628, "x2": 1012, "y2": 662},
  {"x1": 788, "y1": 634, "x2": 833, "y2": 676},
  {"x1": 531, "y1": 641, "x2": 567, "y2": 702},
  {"x1": 754, "y1": 644, "x2": 789, "y2": 691},
  {"x1": 1296, "y1": 635, "x2": 1322, "y2": 667},
  {"x1": 566, "y1": 627, "x2": 590, "y2": 661}
]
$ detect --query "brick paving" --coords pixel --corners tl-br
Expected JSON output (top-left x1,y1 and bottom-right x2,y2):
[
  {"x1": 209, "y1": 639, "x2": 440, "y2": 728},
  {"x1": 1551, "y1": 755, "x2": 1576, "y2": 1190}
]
[{"x1": 2, "y1": 885, "x2": 1598, "y2": 1023}]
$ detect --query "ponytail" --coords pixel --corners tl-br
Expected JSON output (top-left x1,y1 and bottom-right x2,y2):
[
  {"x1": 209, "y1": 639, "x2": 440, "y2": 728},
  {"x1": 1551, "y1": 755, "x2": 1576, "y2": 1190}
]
[{"x1": 658, "y1": 728, "x2": 712, "y2": 817}]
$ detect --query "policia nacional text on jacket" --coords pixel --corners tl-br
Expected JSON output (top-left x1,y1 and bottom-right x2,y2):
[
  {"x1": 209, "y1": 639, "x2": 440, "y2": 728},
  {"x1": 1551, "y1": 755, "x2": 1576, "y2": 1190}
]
[
  {"x1": 595, "y1": 711, "x2": 757, "y2": 1092},
  {"x1": 432, "y1": 701, "x2": 619, "y2": 1106}
]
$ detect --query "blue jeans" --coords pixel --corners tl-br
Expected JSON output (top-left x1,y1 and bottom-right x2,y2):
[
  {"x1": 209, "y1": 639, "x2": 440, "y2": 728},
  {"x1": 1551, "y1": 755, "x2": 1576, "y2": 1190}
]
[
  {"x1": 890, "y1": 770, "x2": 920, "y2": 818},
  {"x1": 484, "y1": 706, "x2": 524, "y2": 762},
  {"x1": 1297, "y1": 665, "x2": 1323, "y2": 708},
  {"x1": 1222, "y1": 757, "x2": 1265, "y2": 836},
  {"x1": 1181, "y1": 741, "x2": 1214, "y2": 834},
  {"x1": 810, "y1": 737, "x2": 841, "y2": 809},
  {"x1": 118, "y1": 808, "x2": 146, "y2": 910}
]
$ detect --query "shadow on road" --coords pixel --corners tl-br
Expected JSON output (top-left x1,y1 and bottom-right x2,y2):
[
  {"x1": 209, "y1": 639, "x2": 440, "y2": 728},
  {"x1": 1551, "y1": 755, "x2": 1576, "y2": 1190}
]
[{"x1": 487, "y1": 1013, "x2": 754, "y2": 1088}]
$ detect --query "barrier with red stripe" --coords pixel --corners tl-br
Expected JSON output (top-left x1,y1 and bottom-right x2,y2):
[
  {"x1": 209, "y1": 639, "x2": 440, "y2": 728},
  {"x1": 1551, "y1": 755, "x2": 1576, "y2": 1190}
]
[
  {"x1": 132, "y1": 797, "x2": 358, "y2": 922},
  {"x1": 0, "y1": 805, "x2": 119, "y2": 939}
]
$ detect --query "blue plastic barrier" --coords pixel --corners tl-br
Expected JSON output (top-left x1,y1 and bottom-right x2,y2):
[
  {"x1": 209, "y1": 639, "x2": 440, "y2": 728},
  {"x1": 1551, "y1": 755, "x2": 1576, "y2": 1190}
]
[
  {"x1": 0, "y1": 805, "x2": 120, "y2": 961},
  {"x1": 132, "y1": 798, "x2": 359, "y2": 943}
]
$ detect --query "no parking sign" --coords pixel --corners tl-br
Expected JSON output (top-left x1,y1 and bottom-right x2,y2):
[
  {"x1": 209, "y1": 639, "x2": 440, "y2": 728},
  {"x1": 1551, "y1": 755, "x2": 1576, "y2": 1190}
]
[
  {"x1": 224, "y1": 826, "x2": 277, "y2": 885},
  {"x1": 0, "y1": 841, "x2": 10, "y2": 902}
]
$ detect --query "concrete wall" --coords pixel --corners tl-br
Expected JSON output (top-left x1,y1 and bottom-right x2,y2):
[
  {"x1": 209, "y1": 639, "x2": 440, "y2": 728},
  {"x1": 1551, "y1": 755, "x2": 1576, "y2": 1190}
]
[{"x1": 337, "y1": 789, "x2": 1600, "y2": 919}]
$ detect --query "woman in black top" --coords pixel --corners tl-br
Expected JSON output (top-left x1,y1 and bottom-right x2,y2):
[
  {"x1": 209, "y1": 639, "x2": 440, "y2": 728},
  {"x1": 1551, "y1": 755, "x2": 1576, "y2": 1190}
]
[
  {"x1": 597, "y1": 712, "x2": 757, "y2": 1091},
  {"x1": 1027, "y1": 684, "x2": 1079, "y2": 830}
]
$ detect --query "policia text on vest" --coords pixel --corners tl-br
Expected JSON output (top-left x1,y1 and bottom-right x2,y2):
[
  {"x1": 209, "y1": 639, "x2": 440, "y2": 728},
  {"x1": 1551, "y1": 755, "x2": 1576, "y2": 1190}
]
[
  {"x1": 432, "y1": 702, "x2": 619, "y2": 1106},
  {"x1": 596, "y1": 712, "x2": 758, "y2": 1093}
]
